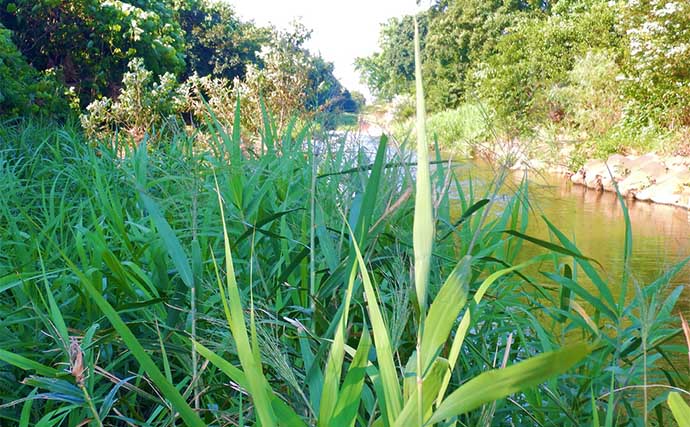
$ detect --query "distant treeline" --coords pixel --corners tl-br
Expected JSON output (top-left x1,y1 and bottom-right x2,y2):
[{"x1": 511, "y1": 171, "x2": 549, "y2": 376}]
[
  {"x1": 0, "y1": 0, "x2": 364, "y2": 124},
  {"x1": 357, "y1": 0, "x2": 689, "y2": 137}
]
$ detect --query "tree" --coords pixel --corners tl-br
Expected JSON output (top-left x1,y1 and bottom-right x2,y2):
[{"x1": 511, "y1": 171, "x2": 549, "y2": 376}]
[
  {"x1": 475, "y1": 1, "x2": 620, "y2": 131},
  {"x1": 178, "y1": 0, "x2": 268, "y2": 81},
  {"x1": 0, "y1": 0, "x2": 186, "y2": 104},
  {"x1": 619, "y1": 0, "x2": 690, "y2": 127},
  {"x1": 355, "y1": 14, "x2": 428, "y2": 101},
  {"x1": 0, "y1": 23, "x2": 67, "y2": 117},
  {"x1": 422, "y1": 0, "x2": 533, "y2": 110}
]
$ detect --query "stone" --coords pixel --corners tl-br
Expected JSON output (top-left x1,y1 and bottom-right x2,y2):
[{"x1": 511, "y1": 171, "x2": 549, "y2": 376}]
[
  {"x1": 571, "y1": 170, "x2": 585, "y2": 185},
  {"x1": 665, "y1": 156, "x2": 690, "y2": 173},
  {"x1": 617, "y1": 169, "x2": 654, "y2": 197}
]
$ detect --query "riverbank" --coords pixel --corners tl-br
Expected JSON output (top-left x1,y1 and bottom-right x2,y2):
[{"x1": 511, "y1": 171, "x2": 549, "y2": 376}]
[
  {"x1": 506, "y1": 148, "x2": 690, "y2": 210},
  {"x1": 358, "y1": 112, "x2": 690, "y2": 211},
  {"x1": 568, "y1": 153, "x2": 690, "y2": 209}
]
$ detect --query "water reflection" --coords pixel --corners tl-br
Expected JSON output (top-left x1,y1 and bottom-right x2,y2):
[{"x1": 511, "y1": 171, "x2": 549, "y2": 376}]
[{"x1": 497, "y1": 167, "x2": 690, "y2": 311}]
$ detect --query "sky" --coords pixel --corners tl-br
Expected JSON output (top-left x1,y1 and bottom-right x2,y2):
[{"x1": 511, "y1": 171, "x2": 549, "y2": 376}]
[{"x1": 229, "y1": 1, "x2": 424, "y2": 99}]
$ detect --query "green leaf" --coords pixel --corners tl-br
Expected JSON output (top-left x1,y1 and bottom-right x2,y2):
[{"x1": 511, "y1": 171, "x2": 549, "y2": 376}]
[
  {"x1": 557, "y1": 264, "x2": 573, "y2": 322},
  {"x1": 330, "y1": 326, "x2": 372, "y2": 427},
  {"x1": 419, "y1": 256, "x2": 471, "y2": 372},
  {"x1": 393, "y1": 358, "x2": 448, "y2": 427},
  {"x1": 194, "y1": 341, "x2": 306, "y2": 427},
  {"x1": 541, "y1": 216, "x2": 617, "y2": 312},
  {"x1": 213, "y1": 177, "x2": 277, "y2": 426},
  {"x1": 139, "y1": 191, "x2": 193, "y2": 289},
  {"x1": 429, "y1": 342, "x2": 591, "y2": 423},
  {"x1": 351, "y1": 230, "x2": 403, "y2": 424},
  {"x1": 502, "y1": 229, "x2": 600, "y2": 267},
  {"x1": 668, "y1": 392, "x2": 690, "y2": 427},
  {"x1": 413, "y1": 16, "x2": 434, "y2": 313},
  {"x1": 0, "y1": 349, "x2": 61, "y2": 377},
  {"x1": 319, "y1": 262, "x2": 359, "y2": 424},
  {"x1": 65, "y1": 262, "x2": 206, "y2": 427},
  {"x1": 439, "y1": 199, "x2": 490, "y2": 240},
  {"x1": 542, "y1": 271, "x2": 617, "y2": 321},
  {"x1": 436, "y1": 256, "x2": 546, "y2": 404}
]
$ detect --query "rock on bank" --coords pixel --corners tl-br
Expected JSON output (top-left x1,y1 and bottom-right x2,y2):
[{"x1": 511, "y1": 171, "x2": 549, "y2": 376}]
[{"x1": 570, "y1": 154, "x2": 690, "y2": 209}]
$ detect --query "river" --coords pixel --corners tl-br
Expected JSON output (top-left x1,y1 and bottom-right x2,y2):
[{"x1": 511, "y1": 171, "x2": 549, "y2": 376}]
[
  {"x1": 333, "y1": 130, "x2": 690, "y2": 312},
  {"x1": 456, "y1": 161, "x2": 690, "y2": 314}
]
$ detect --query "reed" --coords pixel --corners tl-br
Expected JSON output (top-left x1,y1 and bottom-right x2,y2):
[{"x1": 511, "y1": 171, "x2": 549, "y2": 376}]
[{"x1": 0, "y1": 45, "x2": 687, "y2": 426}]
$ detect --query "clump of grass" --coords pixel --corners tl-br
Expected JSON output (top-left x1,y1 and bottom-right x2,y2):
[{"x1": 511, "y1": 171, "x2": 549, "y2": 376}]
[
  {"x1": 0, "y1": 33, "x2": 687, "y2": 427},
  {"x1": 392, "y1": 102, "x2": 491, "y2": 156}
]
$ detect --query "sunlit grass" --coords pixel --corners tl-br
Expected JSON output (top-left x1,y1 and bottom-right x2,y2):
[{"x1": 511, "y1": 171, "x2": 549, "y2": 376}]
[{"x1": 0, "y1": 68, "x2": 688, "y2": 426}]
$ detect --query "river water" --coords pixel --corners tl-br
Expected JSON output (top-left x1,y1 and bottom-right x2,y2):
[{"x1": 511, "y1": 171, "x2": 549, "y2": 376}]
[
  {"x1": 333, "y1": 130, "x2": 690, "y2": 311},
  {"x1": 457, "y1": 161, "x2": 690, "y2": 313}
]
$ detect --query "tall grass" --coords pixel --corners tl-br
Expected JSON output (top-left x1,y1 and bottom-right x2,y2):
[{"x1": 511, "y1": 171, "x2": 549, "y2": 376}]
[{"x1": 0, "y1": 35, "x2": 688, "y2": 426}]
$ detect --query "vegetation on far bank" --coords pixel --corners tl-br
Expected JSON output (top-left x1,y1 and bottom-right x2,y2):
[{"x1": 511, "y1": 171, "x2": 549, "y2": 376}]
[{"x1": 357, "y1": 0, "x2": 690, "y2": 163}]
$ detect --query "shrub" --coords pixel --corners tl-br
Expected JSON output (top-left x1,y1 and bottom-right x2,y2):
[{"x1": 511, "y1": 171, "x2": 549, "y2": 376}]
[
  {"x1": 0, "y1": 24, "x2": 68, "y2": 117},
  {"x1": 549, "y1": 49, "x2": 624, "y2": 136},
  {"x1": 473, "y1": 1, "x2": 620, "y2": 133},
  {"x1": 0, "y1": 0, "x2": 186, "y2": 105},
  {"x1": 619, "y1": 0, "x2": 690, "y2": 127},
  {"x1": 80, "y1": 58, "x2": 186, "y2": 142}
]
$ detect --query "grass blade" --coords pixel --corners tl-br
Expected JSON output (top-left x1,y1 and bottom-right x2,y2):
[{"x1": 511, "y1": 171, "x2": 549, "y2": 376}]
[
  {"x1": 194, "y1": 342, "x2": 306, "y2": 427},
  {"x1": 66, "y1": 262, "x2": 206, "y2": 427},
  {"x1": 330, "y1": 326, "x2": 372, "y2": 427},
  {"x1": 412, "y1": 16, "x2": 434, "y2": 314},
  {"x1": 429, "y1": 342, "x2": 591, "y2": 423},
  {"x1": 139, "y1": 191, "x2": 193, "y2": 289},
  {"x1": 351, "y1": 228, "x2": 403, "y2": 424},
  {"x1": 419, "y1": 256, "x2": 471, "y2": 372},
  {"x1": 668, "y1": 392, "x2": 690, "y2": 427},
  {"x1": 214, "y1": 177, "x2": 277, "y2": 426},
  {"x1": 319, "y1": 263, "x2": 360, "y2": 424},
  {"x1": 0, "y1": 350, "x2": 61, "y2": 377}
]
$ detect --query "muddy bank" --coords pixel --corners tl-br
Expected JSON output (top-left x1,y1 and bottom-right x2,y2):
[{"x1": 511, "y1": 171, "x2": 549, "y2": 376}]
[{"x1": 568, "y1": 154, "x2": 690, "y2": 209}]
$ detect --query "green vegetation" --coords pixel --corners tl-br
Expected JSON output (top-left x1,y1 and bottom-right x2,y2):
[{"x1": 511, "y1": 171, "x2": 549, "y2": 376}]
[
  {"x1": 0, "y1": 1, "x2": 689, "y2": 426},
  {"x1": 392, "y1": 102, "x2": 491, "y2": 157},
  {"x1": 0, "y1": 24, "x2": 68, "y2": 117},
  {"x1": 0, "y1": 0, "x2": 362, "y2": 133},
  {"x1": 358, "y1": 0, "x2": 690, "y2": 158},
  {"x1": 0, "y1": 26, "x2": 688, "y2": 425}
]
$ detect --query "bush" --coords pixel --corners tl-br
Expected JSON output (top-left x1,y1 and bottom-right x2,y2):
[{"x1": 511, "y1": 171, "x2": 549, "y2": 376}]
[
  {"x1": 81, "y1": 58, "x2": 186, "y2": 142},
  {"x1": 425, "y1": 103, "x2": 490, "y2": 148},
  {"x1": 549, "y1": 49, "x2": 623, "y2": 136},
  {"x1": 392, "y1": 103, "x2": 491, "y2": 155},
  {"x1": 619, "y1": 0, "x2": 690, "y2": 127},
  {"x1": 469, "y1": 1, "x2": 619, "y2": 133},
  {"x1": 0, "y1": 0, "x2": 186, "y2": 105},
  {"x1": 0, "y1": 25, "x2": 68, "y2": 117}
]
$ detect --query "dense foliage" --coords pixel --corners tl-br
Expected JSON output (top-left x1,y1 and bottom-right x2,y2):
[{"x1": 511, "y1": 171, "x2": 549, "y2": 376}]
[
  {"x1": 1, "y1": 109, "x2": 687, "y2": 425},
  {"x1": 0, "y1": 4, "x2": 689, "y2": 425},
  {"x1": 1, "y1": 0, "x2": 186, "y2": 103},
  {"x1": 0, "y1": 24, "x2": 68, "y2": 117},
  {"x1": 0, "y1": 0, "x2": 362, "y2": 131},
  {"x1": 359, "y1": 0, "x2": 690, "y2": 152}
]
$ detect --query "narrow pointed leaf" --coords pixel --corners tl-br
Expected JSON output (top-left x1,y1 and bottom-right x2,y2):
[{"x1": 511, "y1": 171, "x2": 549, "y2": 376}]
[
  {"x1": 412, "y1": 16, "x2": 434, "y2": 313},
  {"x1": 420, "y1": 256, "x2": 471, "y2": 372},
  {"x1": 429, "y1": 342, "x2": 591, "y2": 423},
  {"x1": 351, "y1": 231, "x2": 403, "y2": 424},
  {"x1": 668, "y1": 392, "x2": 690, "y2": 427},
  {"x1": 330, "y1": 326, "x2": 372, "y2": 427}
]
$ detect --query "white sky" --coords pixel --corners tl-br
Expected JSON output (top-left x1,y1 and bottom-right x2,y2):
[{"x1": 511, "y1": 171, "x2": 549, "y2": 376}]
[{"x1": 229, "y1": 1, "x2": 423, "y2": 99}]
